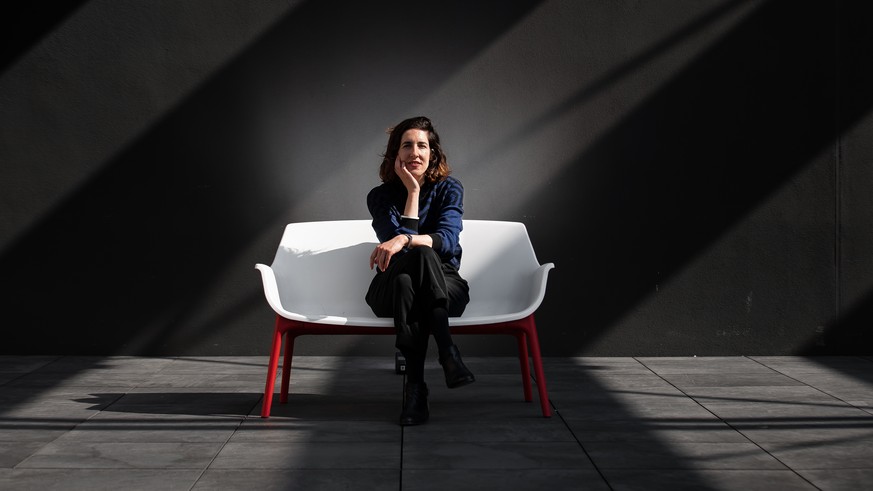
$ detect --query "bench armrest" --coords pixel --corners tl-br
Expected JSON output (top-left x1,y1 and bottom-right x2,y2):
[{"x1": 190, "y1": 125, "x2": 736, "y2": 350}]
[
  {"x1": 255, "y1": 263, "x2": 285, "y2": 316},
  {"x1": 528, "y1": 263, "x2": 556, "y2": 312}
]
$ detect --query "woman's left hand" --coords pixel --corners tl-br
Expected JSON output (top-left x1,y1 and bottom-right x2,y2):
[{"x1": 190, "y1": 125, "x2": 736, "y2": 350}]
[{"x1": 369, "y1": 235, "x2": 408, "y2": 271}]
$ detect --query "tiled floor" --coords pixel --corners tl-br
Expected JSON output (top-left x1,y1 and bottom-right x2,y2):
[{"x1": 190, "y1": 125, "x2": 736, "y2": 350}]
[{"x1": 1, "y1": 355, "x2": 872, "y2": 490}]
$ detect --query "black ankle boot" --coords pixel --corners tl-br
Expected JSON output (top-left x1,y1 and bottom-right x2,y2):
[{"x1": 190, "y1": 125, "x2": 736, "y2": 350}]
[
  {"x1": 439, "y1": 345, "x2": 475, "y2": 388},
  {"x1": 399, "y1": 382, "x2": 429, "y2": 426}
]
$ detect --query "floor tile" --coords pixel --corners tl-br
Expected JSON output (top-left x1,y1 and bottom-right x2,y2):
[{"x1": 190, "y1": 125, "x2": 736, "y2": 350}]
[
  {"x1": 555, "y1": 399, "x2": 718, "y2": 423},
  {"x1": 760, "y1": 439, "x2": 873, "y2": 470},
  {"x1": 52, "y1": 412, "x2": 242, "y2": 443},
  {"x1": 0, "y1": 356, "x2": 59, "y2": 374},
  {"x1": 735, "y1": 420, "x2": 873, "y2": 444},
  {"x1": 402, "y1": 442, "x2": 594, "y2": 470},
  {"x1": 0, "y1": 375, "x2": 21, "y2": 386},
  {"x1": 101, "y1": 391, "x2": 262, "y2": 417},
  {"x1": 788, "y1": 379, "x2": 873, "y2": 404},
  {"x1": 602, "y1": 469, "x2": 817, "y2": 491},
  {"x1": 752, "y1": 356, "x2": 873, "y2": 374},
  {"x1": 0, "y1": 386, "x2": 128, "y2": 407},
  {"x1": 210, "y1": 442, "x2": 400, "y2": 469},
  {"x1": 0, "y1": 404, "x2": 103, "y2": 422},
  {"x1": 683, "y1": 385, "x2": 844, "y2": 405},
  {"x1": 233, "y1": 418, "x2": 400, "y2": 443},
  {"x1": 33, "y1": 356, "x2": 175, "y2": 374},
  {"x1": 564, "y1": 419, "x2": 749, "y2": 443},
  {"x1": 0, "y1": 469, "x2": 200, "y2": 491},
  {"x1": 193, "y1": 469, "x2": 399, "y2": 490},
  {"x1": 637, "y1": 356, "x2": 778, "y2": 374},
  {"x1": 798, "y1": 469, "x2": 873, "y2": 491},
  {"x1": 4, "y1": 372, "x2": 145, "y2": 389},
  {"x1": 696, "y1": 400, "x2": 871, "y2": 422},
  {"x1": 284, "y1": 377, "x2": 403, "y2": 398},
  {"x1": 402, "y1": 417, "x2": 574, "y2": 443},
  {"x1": 0, "y1": 428, "x2": 70, "y2": 443},
  {"x1": 544, "y1": 357, "x2": 649, "y2": 374},
  {"x1": 255, "y1": 395, "x2": 398, "y2": 421},
  {"x1": 549, "y1": 385, "x2": 690, "y2": 404},
  {"x1": 423, "y1": 400, "x2": 549, "y2": 421},
  {"x1": 459, "y1": 356, "x2": 543, "y2": 375},
  {"x1": 0, "y1": 442, "x2": 46, "y2": 468},
  {"x1": 657, "y1": 372, "x2": 807, "y2": 388},
  {"x1": 17, "y1": 442, "x2": 223, "y2": 469},
  {"x1": 134, "y1": 372, "x2": 268, "y2": 389},
  {"x1": 0, "y1": 415, "x2": 81, "y2": 435},
  {"x1": 549, "y1": 373, "x2": 674, "y2": 391},
  {"x1": 420, "y1": 373, "x2": 535, "y2": 402},
  {"x1": 584, "y1": 441, "x2": 786, "y2": 470},
  {"x1": 160, "y1": 356, "x2": 272, "y2": 374},
  {"x1": 403, "y1": 469, "x2": 609, "y2": 490}
]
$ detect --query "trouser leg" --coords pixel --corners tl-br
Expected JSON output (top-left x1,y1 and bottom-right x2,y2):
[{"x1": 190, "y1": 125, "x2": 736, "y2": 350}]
[
  {"x1": 402, "y1": 349, "x2": 426, "y2": 384},
  {"x1": 425, "y1": 266, "x2": 470, "y2": 356},
  {"x1": 365, "y1": 246, "x2": 470, "y2": 367}
]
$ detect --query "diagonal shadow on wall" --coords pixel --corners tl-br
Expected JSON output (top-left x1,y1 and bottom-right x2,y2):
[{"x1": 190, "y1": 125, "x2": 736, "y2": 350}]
[
  {"x1": 0, "y1": 2, "x2": 88, "y2": 72},
  {"x1": 0, "y1": 0, "x2": 543, "y2": 356},
  {"x1": 514, "y1": 0, "x2": 873, "y2": 356}
]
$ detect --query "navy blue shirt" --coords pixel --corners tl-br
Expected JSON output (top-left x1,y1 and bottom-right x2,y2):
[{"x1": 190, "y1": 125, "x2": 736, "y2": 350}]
[{"x1": 367, "y1": 176, "x2": 464, "y2": 269}]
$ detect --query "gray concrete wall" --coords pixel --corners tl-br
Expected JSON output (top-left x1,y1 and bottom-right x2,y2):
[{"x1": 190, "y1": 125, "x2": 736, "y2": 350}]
[{"x1": 2, "y1": 0, "x2": 871, "y2": 356}]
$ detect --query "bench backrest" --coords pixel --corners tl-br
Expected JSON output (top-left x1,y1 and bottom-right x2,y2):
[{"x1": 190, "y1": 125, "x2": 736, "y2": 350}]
[{"x1": 270, "y1": 220, "x2": 543, "y2": 318}]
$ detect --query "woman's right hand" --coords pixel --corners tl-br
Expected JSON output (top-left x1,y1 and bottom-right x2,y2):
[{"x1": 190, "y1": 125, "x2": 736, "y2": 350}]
[{"x1": 369, "y1": 235, "x2": 408, "y2": 271}]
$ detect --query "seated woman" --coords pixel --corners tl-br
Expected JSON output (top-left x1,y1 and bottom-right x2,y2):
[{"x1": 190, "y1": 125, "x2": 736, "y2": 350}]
[{"x1": 365, "y1": 116, "x2": 475, "y2": 426}]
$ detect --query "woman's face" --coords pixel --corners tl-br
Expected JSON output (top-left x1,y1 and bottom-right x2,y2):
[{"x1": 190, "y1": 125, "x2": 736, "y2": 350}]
[{"x1": 397, "y1": 129, "x2": 431, "y2": 183}]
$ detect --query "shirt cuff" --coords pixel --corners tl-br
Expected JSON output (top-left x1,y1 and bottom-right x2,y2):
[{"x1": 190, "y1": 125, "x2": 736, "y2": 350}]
[
  {"x1": 400, "y1": 216, "x2": 419, "y2": 233},
  {"x1": 428, "y1": 233, "x2": 443, "y2": 251}
]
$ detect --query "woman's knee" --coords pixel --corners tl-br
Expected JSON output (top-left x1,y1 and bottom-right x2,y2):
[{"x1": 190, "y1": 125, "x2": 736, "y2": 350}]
[
  {"x1": 407, "y1": 246, "x2": 440, "y2": 263},
  {"x1": 392, "y1": 273, "x2": 413, "y2": 295}
]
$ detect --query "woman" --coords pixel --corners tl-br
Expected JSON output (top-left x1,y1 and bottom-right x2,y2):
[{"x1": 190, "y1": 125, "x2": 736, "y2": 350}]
[{"x1": 365, "y1": 116, "x2": 475, "y2": 426}]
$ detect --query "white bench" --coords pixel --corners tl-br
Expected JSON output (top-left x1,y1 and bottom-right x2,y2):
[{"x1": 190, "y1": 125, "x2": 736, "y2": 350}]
[{"x1": 255, "y1": 220, "x2": 555, "y2": 418}]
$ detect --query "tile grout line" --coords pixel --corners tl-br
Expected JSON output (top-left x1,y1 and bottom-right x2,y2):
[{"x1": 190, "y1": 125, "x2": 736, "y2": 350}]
[
  {"x1": 748, "y1": 356, "x2": 873, "y2": 422},
  {"x1": 399, "y1": 427, "x2": 405, "y2": 491},
  {"x1": 186, "y1": 396, "x2": 257, "y2": 491},
  {"x1": 633, "y1": 356, "x2": 823, "y2": 490},
  {"x1": 539, "y1": 372, "x2": 615, "y2": 491},
  {"x1": 129, "y1": 355, "x2": 225, "y2": 491},
  {"x1": 399, "y1": 372, "x2": 406, "y2": 491},
  {"x1": 742, "y1": 356, "x2": 842, "y2": 490},
  {"x1": 749, "y1": 355, "x2": 873, "y2": 414},
  {"x1": 0, "y1": 356, "x2": 65, "y2": 391}
]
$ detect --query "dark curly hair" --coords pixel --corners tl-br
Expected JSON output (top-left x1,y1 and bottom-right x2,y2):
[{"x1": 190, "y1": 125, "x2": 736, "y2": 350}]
[{"x1": 379, "y1": 116, "x2": 451, "y2": 184}]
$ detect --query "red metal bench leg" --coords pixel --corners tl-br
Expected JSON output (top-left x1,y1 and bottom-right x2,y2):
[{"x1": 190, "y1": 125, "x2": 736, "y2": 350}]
[
  {"x1": 524, "y1": 315, "x2": 551, "y2": 417},
  {"x1": 280, "y1": 334, "x2": 296, "y2": 404},
  {"x1": 261, "y1": 318, "x2": 284, "y2": 418},
  {"x1": 515, "y1": 332, "x2": 533, "y2": 402},
  {"x1": 260, "y1": 316, "x2": 551, "y2": 418}
]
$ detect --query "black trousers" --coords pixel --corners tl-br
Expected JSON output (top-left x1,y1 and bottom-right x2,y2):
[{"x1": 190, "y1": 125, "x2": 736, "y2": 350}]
[{"x1": 365, "y1": 247, "x2": 469, "y2": 357}]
